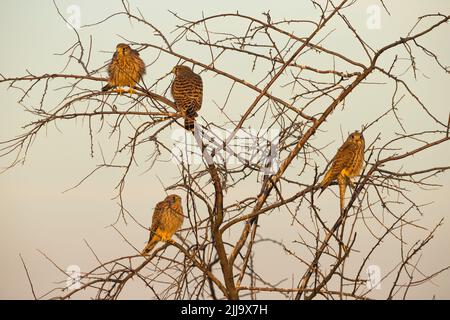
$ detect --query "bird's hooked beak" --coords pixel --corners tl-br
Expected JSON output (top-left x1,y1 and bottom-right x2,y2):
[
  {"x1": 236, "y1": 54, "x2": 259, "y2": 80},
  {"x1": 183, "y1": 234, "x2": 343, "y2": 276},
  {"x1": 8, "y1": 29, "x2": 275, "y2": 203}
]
[{"x1": 171, "y1": 66, "x2": 177, "y2": 75}]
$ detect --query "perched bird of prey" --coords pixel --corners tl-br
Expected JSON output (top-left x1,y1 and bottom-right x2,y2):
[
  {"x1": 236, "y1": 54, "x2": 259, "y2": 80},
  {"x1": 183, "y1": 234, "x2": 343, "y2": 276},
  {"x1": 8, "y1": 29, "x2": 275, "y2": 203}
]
[
  {"x1": 319, "y1": 131, "x2": 365, "y2": 211},
  {"x1": 141, "y1": 194, "x2": 184, "y2": 255},
  {"x1": 171, "y1": 65, "x2": 203, "y2": 132},
  {"x1": 102, "y1": 43, "x2": 146, "y2": 94}
]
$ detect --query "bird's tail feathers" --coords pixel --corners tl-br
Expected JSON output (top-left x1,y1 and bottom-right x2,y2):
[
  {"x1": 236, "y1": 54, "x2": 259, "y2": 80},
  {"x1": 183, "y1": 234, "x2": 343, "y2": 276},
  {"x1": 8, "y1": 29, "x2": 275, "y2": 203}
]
[
  {"x1": 317, "y1": 179, "x2": 331, "y2": 197},
  {"x1": 141, "y1": 235, "x2": 160, "y2": 255},
  {"x1": 102, "y1": 84, "x2": 112, "y2": 92},
  {"x1": 184, "y1": 105, "x2": 198, "y2": 132},
  {"x1": 184, "y1": 117, "x2": 195, "y2": 132}
]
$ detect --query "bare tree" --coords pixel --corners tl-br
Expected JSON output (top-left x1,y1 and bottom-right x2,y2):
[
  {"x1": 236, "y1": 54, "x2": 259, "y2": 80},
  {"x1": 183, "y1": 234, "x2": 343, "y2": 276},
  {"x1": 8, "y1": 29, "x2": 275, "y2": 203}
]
[{"x1": 1, "y1": 0, "x2": 449, "y2": 300}]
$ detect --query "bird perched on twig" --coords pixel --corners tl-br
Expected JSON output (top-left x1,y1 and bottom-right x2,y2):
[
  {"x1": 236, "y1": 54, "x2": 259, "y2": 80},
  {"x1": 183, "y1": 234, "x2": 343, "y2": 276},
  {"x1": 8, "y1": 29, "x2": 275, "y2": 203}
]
[
  {"x1": 319, "y1": 131, "x2": 365, "y2": 212},
  {"x1": 102, "y1": 43, "x2": 146, "y2": 94},
  {"x1": 171, "y1": 65, "x2": 203, "y2": 132},
  {"x1": 141, "y1": 194, "x2": 184, "y2": 255}
]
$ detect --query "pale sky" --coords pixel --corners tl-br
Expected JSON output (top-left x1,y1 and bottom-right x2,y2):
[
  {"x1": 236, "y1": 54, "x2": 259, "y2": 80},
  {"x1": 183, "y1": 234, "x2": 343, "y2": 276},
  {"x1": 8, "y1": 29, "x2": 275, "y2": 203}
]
[{"x1": 0, "y1": 0, "x2": 449, "y2": 299}]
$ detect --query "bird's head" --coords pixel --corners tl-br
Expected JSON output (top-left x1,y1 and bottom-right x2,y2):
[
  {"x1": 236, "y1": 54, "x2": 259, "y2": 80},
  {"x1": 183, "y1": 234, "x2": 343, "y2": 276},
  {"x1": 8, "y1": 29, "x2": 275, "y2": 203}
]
[
  {"x1": 116, "y1": 43, "x2": 131, "y2": 56},
  {"x1": 166, "y1": 194, "x2": 182, "y2": 206},
  {"x1": 172, "y1": 65, "x2": 192, "y2": 76},
  {"x1": 349, "y1": 131, "x2": 364, "y2": 143}
]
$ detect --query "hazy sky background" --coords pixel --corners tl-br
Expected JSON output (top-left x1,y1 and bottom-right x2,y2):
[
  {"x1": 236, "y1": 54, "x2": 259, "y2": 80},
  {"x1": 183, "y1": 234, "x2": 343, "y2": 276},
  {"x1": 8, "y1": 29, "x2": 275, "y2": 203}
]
[{"x1": 0, "y1": 0, "x2": 449, "y2": 299}]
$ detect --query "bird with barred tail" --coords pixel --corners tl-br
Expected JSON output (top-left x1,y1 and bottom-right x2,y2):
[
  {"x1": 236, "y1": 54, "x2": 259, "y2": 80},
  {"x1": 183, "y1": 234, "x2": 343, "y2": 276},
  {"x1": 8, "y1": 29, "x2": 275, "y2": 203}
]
[
  {"x1": 141, "y1": 194, "x2": 184, "y2": 255},
  {"x1": 319, "y1": 131, "x2": 365, "y2": 211},
  {"x1": 171, "y1": 65, "x2": 203, "y2": 132},
  {"x1": 102, "y1": 43, "x2": 146, "y2": 94}
]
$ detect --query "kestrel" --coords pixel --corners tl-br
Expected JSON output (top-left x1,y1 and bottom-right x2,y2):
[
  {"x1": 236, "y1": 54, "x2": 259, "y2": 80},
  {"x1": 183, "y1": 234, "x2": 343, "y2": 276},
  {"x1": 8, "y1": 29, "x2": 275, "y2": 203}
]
[
  {"x1": 319, "y1": 131, "x2": 365, "y2": 211},
  {"x1": 102, "y1": 43, "x2": 146, "y2": 94},
  {"x1": 171, "y1": 65, "x2": 203, "y2": 132},
  {"x1": 141, "y1": 194, "x2": 184, "y2": 255}
]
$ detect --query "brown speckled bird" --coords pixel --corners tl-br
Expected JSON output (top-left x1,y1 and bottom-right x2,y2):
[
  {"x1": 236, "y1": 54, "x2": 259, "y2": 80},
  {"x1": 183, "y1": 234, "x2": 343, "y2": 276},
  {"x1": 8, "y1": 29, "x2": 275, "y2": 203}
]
[
  {"x1": 141, "y1": 194, "x2": 184, "y2": 255},
  {"x1": 171, "y1": 65, "x2": 203, "y2": 132},
  {"x1": 102, "y1": 43, "x2": 146, "y2": 94},
  {"x1": 319, "y1": 131, "x2": 365, "y2": 211}
]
